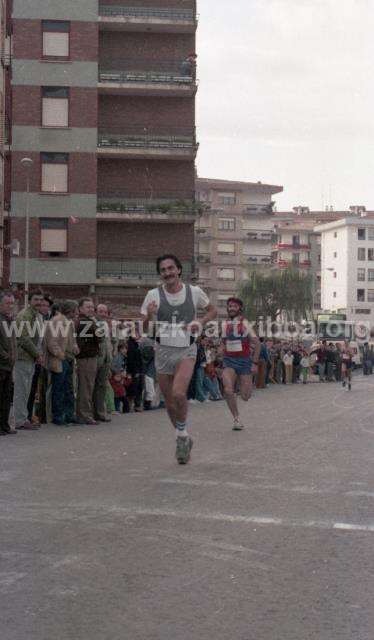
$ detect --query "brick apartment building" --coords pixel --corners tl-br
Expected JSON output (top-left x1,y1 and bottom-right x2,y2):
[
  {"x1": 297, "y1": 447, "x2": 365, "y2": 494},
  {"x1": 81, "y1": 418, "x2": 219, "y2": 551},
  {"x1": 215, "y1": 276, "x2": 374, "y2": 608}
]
[
  {"x1": 195, "y1": 178, "x2": 283, "y2": 314},
  {"x1": 7, "y1": 0, "x2": 198, "y2": 313},
  {"x1": 0, "y1": 0, "x2": 11, "y2": 286}
]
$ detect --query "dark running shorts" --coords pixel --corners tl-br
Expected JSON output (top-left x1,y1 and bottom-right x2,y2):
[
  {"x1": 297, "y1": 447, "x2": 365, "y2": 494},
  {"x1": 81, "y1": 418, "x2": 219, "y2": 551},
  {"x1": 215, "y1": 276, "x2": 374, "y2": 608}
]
[{"x1": 223, "y1": 356, "x2": 253, "y2": 376}]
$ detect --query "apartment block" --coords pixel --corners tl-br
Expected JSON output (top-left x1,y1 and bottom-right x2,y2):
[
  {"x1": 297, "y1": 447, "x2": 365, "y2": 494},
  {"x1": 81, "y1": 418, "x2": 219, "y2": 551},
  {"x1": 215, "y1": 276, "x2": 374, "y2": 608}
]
[
  {"x1": 195, "y1": 178, "x2": 283, "y2": 313},
  {"x1": 0, "y1": 0, "x2": 10, "y2": 286},
  {"x1": 315, "y1": 218, "x2": 374, "y2": 321},
  {"x1": 8, "y1": 0, "x2": 198, "y2": 312}
]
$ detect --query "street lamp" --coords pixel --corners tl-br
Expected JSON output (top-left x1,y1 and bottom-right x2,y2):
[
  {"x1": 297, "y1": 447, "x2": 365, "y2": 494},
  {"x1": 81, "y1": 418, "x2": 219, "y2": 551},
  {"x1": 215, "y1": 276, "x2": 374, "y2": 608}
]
[{"x1": 21, "y1": 157, "x2": 33, "y2": 307}]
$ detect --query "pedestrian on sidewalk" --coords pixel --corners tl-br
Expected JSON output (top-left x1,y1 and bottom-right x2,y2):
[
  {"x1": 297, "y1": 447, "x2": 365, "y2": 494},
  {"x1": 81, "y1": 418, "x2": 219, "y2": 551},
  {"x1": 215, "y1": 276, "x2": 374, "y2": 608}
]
[{"x1": 0, "y1": 291, "x2": 17, "y2": 436}]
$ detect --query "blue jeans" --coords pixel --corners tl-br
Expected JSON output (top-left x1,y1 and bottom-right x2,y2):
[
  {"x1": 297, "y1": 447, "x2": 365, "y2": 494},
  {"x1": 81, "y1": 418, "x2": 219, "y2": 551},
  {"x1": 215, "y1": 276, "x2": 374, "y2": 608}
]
[
  {"x1": 195, "y1": 366, "x2": 208, "y2": 402},
  {"x1": 51, "y1": 360, "x2": 75, "y2": 424},
  {"x1": 203, "y1": 375, "x2": 221, "y2": 400}
]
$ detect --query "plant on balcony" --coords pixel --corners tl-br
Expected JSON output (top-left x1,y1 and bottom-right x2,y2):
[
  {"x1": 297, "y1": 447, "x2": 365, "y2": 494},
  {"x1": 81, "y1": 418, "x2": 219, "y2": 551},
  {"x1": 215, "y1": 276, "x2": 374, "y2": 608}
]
[{"x1": 239, "y1": 267, "x2": 313, "y2": 321}]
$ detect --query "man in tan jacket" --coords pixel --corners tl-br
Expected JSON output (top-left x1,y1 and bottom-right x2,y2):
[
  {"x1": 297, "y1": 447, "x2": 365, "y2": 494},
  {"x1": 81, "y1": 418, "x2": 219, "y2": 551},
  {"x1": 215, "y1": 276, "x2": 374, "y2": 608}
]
[{"x1": 43, "y1": 300, "x2": 79, "y2": 426}]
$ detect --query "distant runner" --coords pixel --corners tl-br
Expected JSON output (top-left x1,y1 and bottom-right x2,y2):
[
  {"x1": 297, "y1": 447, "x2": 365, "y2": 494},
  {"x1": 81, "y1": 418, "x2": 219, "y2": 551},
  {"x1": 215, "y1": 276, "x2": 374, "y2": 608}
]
[
  {"x1": 222, "y1": 297, "x2": 260, "y2": 430},
  {"x1": 140, "y1": 254, "x2": 217, "y2": 464},
  {"x1": 341, "y1": 341, "x2": 353, "y2": 391}
]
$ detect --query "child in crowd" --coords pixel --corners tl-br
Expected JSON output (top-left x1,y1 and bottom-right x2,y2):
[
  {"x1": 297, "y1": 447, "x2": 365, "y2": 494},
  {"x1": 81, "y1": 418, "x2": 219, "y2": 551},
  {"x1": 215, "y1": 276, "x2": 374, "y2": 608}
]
[
  {"x1": 110, "y1": 372, "x2": 130, "y2": 414},
  {"x1": 300, "y1": 352, "x2": 310, "y2": 384}
]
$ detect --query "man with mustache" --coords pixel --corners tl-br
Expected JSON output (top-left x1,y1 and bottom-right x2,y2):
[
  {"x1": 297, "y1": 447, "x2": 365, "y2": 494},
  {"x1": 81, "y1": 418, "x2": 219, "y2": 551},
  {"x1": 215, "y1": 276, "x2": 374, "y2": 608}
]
[{"x1": 141, "y1": 254, "x2": 217, "y2": 464}]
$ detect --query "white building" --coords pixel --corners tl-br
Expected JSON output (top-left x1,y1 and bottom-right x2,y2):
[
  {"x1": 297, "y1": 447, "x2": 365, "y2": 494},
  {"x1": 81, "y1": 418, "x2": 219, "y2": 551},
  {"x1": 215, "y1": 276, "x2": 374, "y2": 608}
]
[{"x1": 315, "y1": 218, "x2": 374, "y2": 321}]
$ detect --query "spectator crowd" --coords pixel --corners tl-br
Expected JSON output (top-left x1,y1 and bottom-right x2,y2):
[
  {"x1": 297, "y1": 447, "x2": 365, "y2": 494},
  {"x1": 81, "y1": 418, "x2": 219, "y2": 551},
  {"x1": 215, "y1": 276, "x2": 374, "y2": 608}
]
[{"x1": 0, "y1": 288, "x2": 370, "y2": 436}]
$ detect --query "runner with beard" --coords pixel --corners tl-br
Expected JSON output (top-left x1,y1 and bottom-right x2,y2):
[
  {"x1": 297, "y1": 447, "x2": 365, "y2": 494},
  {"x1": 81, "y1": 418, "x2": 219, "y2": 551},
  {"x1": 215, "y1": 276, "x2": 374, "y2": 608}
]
[
  {"x1": 222, "y1": 297, "x2": 260, "y2": 431},
  {"x1": 140, "y1": 254, "x2": 217, "y2": 464}
]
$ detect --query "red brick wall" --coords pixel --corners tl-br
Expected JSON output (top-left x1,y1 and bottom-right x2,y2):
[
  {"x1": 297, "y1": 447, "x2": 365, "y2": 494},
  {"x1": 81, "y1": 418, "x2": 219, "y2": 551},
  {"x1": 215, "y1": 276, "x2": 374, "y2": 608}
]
[
  {"x1": 99, "y1": 31, "x2": 195, "y2": 64},
  {"x1": 98, "y1": 95, "x2": 194, "y2": 132},
  {"x1": 97, "y1": 221, "x2": 194, "y2": 259},
  {"x1": 97, "y1": 158, "x2": 195, "y2": 195},
  {"x1": 12, "y1": 87, "x2": 98, "y2": 128},
  {"x1": 12, "y1": 152, "x2": 97, "y2": 194},
  {"x1": 10, "y1": 218, "x2": 97, "y2": 259},
  {"x1": 13, "y1": 20, "x2": 98, "y2": 62}
]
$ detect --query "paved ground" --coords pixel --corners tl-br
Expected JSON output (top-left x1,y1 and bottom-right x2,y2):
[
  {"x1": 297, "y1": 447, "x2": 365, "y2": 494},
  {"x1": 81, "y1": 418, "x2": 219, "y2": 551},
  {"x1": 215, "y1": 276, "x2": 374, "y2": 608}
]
[{"x1": 1, "y1": 376, "x2": 374, "y2": 640}]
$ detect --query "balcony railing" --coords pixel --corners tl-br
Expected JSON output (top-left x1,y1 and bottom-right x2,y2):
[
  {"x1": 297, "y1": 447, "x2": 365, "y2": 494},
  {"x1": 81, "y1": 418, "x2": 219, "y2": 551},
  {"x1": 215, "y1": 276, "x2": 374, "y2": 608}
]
[
  {"x1": 197, "y1": 254, "x2": 211, "y2": 263},
  {"x1": 97, "y1": 190, "x2": 197, "y2": 215},
  {"x1": 97, "y1": 258, "x2": 193, "y2": 280},
  {"x1": 246, "y1": 231, "x2": 276, "y2": 241},
  {"x1": 99, "y1": 5, "x2": 196, "y2": 22},
  {"x1": 246, "y1": 255, "x2": 272, "y2": 264},
  {"x1": 99, "y1": 59, "x2": 195, "y2": 84},
  {"x1": 98, "y1": 126, "x2": 196, "y2": 151},
  {"x1": 276, "y1": 242, "x2": 311, "y2": 250}
]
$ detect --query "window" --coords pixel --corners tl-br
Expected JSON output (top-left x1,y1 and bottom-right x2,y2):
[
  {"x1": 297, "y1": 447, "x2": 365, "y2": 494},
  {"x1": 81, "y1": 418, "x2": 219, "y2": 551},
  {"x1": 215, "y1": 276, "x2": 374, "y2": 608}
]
[
  {"x1": 368, "y1": 269, "x2": 374, "y2": 281},
  {"x1": 368, "y1": 228, "x2": 374, "y2": 241},
  {"x1": 292, "y1": 253, "x2": 299, "y2": 265},
  {"x1": 355, "y1": 308, "x2": 371, "y2": 314},
  {"x1": 218, "y1": 193, "x2": 236, "y2": 206},
  {"x1": 358, "y1": 228, "x2": 366, "y2": 240},
  {"x1": 292, "y1": 235, "x2": 300, "y2": 247},
  {"x1": 42, "y1": 87, "x2": 69, "y2": 127},
  {"x1": 357, "y1": 289, "x2": 365, "y2": 302},
  {"x1": 218, "y1": 218, "x2": 235, "y2": 231},
  {"x1": 333, "y1": 292, "x2": 337, "y2": 298},
  {"x1": 217, "y1": 242, "x2": 235, "y2": 255},
  {"x1": 334, "y1": 232, "x2": 337, "y2": 238},
  {"x1": 368, "y1": 290, "x2": 374, "y2": 302},
  {"x1": 217, "y1": 268, "x2": 235, "y2": 280},
  {"x1": 333, "y1": 271, "x2": 337, "y2": 278},
  {"x1": 42, "y1": 21, "x2": 70, "y2": 58},
  {"x1": 41, "y1": 153, "x2": 68, "y2": 193},
  {"x1": 358, "y1": 248, "x2": 366, "y2": 261},
  {"x1": 357, "y1": 268, "x2": 365, "y2": 281},
  {"x1": 40, "y1": 218, "x2": 67, "y2": 256},
  {"x1": 368, "y1": 249, "x2": 374, "y2": 261},
  {"x1": 217, "y1": 294, "x2": 232, "y2": 307}
]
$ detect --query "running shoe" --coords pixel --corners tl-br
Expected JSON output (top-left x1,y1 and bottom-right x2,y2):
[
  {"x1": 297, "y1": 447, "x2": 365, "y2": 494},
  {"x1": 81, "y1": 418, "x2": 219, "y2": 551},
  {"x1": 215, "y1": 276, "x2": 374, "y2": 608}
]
[
  {"x1": 175, "y1": 435, "x2": 193, "y2": 465},
  {"x1": 232, "y1": 418, "x2": 244, "y2": 431}
]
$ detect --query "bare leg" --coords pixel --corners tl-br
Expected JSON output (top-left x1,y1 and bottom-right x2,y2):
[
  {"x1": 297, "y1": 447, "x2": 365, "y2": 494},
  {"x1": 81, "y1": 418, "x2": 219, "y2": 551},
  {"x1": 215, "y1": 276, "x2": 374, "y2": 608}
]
[
  {"x1": 222, "y1": 368, "x2": 239, "y2": 419},
  {"x1": 239, "y1": 374, "x2": 253, "y2": 401},
  {"x1": 172, "y1": 358, "x2": 196, "y2": 424},
  {"x1": 158, "y1": 374, "x2": 177, "y2": 428}
]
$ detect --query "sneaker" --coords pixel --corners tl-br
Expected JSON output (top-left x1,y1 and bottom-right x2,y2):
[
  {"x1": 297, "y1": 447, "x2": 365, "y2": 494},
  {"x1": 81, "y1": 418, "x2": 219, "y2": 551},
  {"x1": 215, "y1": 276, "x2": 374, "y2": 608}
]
[
  {"x1": 175, "y1": 435, "x2": 193, "y2": 465},
  {"x1": 232, "y1": 418, "x2": 244, "y2": 431}
]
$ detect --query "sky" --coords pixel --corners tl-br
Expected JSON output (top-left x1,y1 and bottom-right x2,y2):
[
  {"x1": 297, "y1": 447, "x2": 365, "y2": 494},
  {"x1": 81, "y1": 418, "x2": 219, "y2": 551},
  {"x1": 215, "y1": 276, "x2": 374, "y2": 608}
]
[{"x1": 196, "y1": 0, "x2": 374, "y2": 211}]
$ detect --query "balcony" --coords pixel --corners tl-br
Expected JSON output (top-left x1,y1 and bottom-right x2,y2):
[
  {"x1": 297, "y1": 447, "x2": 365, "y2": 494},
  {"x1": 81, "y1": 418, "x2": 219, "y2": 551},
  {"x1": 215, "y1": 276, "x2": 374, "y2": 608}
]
[
  {"x1": 246, "y1": 231, "x2": 276, "y2": 241},
  {"x1": 97, "y1": 257, "x2": 193, "y2": 284},
  {"x1": 97, "y1": 126, "x2": 198, "y2": 160},
  {"x1": 97, "y1": 190, "x2": 197, "y2": 222},
  {"x1": 275, "y1": 259, "x2": 311, "y2": 269},
  {"x1": 197, "y1": 254, "x2": 211, "y2": 264},
  {"x1": 98, "y1": 60, "x2": 197, "y2": 97},
  {"x1": 99, "y1": 5, "x2": 197, "y2": 33},
  {"x1": 245, "y1": 255, "x2": 272, "y2": 264},
  {"x1": 276, "y1": 242, "x2": 311, "y2": 250}
]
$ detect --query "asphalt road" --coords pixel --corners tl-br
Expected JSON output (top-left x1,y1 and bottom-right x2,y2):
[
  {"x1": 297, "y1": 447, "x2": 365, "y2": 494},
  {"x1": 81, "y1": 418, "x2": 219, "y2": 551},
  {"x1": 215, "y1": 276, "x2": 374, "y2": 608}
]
[{"x1": 1, "y1": 375, "x2": 374, "y2": 640}]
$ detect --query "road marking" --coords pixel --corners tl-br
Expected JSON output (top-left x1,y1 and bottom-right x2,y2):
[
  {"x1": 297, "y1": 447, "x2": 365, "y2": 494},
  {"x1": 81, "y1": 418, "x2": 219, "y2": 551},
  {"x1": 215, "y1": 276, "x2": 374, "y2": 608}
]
[
  {"x1": 108, "y1": 506, "x2": 374, "y2": 534},
  {"x1": 160, "y1": 477, "x2": 331, "y2": 495}
]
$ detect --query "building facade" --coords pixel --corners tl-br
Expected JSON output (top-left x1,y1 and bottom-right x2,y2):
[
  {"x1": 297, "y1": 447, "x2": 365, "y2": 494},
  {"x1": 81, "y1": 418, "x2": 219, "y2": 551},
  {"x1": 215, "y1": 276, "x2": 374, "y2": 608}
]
[
  {"x1": 0, "y1": 0, "x2": 11, "y2": 286},
  {"x1": 8, "y1": 0, "x2": 198, "y2": 313},
  {"x1": 195, "y1": 178, "x2": 283, "y2": 313},
  {"x1": 316, "y1": 217, "x2": 374, "y2": 321}
]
